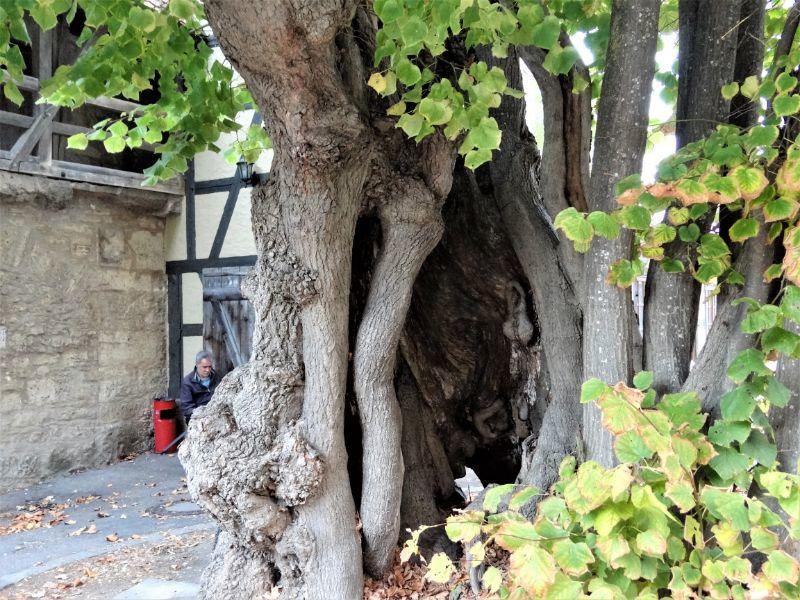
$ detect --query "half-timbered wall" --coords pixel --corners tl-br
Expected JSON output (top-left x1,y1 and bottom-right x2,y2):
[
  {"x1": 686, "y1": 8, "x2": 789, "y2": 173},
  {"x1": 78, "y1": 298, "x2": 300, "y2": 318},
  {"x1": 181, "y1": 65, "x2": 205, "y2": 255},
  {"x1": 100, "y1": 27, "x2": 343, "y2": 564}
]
[{"x1": 164, "y1": 107, "x2": 269, "y2": 393}]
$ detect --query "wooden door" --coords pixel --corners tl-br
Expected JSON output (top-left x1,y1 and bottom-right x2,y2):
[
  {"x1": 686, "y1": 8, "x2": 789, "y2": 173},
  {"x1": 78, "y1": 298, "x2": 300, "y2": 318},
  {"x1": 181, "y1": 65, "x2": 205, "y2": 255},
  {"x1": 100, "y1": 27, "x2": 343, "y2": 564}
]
[{"x1": 201, "y1": 267, "x2": 255, "y2": 378}]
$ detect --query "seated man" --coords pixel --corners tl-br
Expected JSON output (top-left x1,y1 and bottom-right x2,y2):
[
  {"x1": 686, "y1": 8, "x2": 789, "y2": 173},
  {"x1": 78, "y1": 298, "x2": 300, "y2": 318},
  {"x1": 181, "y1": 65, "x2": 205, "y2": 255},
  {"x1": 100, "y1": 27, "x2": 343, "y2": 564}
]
[{"x1": 178, "y1": 350, "x2": 221, "y2": 423}]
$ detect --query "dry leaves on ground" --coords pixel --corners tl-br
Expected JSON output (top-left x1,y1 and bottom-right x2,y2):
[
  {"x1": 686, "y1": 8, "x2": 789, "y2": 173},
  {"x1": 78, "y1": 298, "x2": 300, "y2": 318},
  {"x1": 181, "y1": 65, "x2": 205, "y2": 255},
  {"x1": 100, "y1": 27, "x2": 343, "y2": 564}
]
[{"x1": 0, "y1": 497, "x2": 70, "y2": 536}]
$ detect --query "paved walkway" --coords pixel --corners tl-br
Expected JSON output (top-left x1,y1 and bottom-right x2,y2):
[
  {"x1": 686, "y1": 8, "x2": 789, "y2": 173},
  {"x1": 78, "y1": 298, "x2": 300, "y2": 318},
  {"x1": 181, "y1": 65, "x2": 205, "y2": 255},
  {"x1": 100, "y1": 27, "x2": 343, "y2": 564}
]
[{"x1": 0, "y1": 453, "x2": 214, "y2": 599}]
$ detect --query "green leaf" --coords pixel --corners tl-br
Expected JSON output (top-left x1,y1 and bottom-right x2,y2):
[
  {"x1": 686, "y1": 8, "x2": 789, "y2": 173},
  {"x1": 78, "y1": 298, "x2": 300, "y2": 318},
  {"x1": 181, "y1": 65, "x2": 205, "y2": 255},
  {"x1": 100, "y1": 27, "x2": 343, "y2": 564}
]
[
  {"x1": 469, "y1": 117, "x2": 502, "y2": 150},
  {"x1": 701, "y1": 487, "x2": 750, "y2": 531},
  {"x1": 662, "y1": 258, "x2": 685, "y2": 273},
  {"x1": 741, "y1": 430, "x2": 777, "y2": 467},
  {"x1": 721, "y1": 82, "x2": 739, "y2": 100},
  {"x1": 418, "y1": 98, "x2": 452, "y2": 126},
  {"x1": 482, "y1": 566, "x2": 502, "y2": 594},
  {"x1": 616, "y1": 174, "x2": 643, "y2": 195},
  {"x1": 751, "y1": 527, "x2": 779, "y2": 551},
  {"x1": 729, "y1": 218, "x2": 759, "y2": 242},
  {"x1": 709, "y1": 446, "x2": 751, "y2": 482},
  {"x1": 444, "y1": 510, "x2": 483, "y2": 542},
  {"x1": 169, "y1": 0, "x2": 197, "y2": 20},
  {"x1": 679, "y1": 223, "x2": 701, "y2": 242},
  {"x1": 633, "y1": 371, "x2": 653, "y2": 390},
  {"x1": 776, "y1": 72, "x2": 798, "y2": 93},
  {"x1": 689, "y1": 203, "x2": 710, "y2": 220},
  {"x1": 615, "y1": 432, "x2": 653, "y2": 463},
  {"x1": 646, "y1": 224, "x2": 677, "y2": 246},
  {"x1": 495, "y1": 520, "x2": 541, "y2": 551},
  {"x1": 763, "y1": 550, "x2": 800, "y2": 584},
  {"x1": 764, "y1": 376, "x2": 791, "y2": 408},
  {"x1": 464, "y1": 148, "x2": 492, "y2": 170},
  {"x1": 659, "y1": 392, "x2": 703, "y2": 428},
  {"x1": 581, "y1": 378, "x2": 607, "y2": 403},
  {"x1": 30, "y1": 4, "x2": 58, "y2": 30},
  {"x1": 587, "y1": 211, "x2": 620, "y2": 239},
  {"x1": 730, "y1": 166, "x2": 769, "y2": 200},
  {"x1": 509, "y1": 486, "x2": 541, "y2": 511},
  {"x1": 744, "y1": 125, "x2": 779, "y2": 150},
  {"x1": 552, "y1": 539, "x2": 594, "y2": 576},
  {"x1": 374, "y1": 0, "x2": 403, "y2": 22},
  {"x1": 607, "y1": 259, "x2": 644, "y2": 288},
  {"x1": 546, "y1": 572, "x2": 583, "y2": 597},
  {"x1": 67, "y1": 133, "x2": 89, "y2": 150},
  {"x1": 708, "y1": 421, "x2": 752, "y2": 445},
  {"x1": 401, "y1": 16, "x2": 428, "y2": 45},
  {"x1": 395, "y1": 58, "x2": 422, "y2": 85},
  {"x1": 554, "y1": 208, "x2": 592, "y2": 252},
  {"x1": 542, "y1": 45, "x2": 580, "y2": 75},
  {"x1": 386, "y1": 100, "x2": 406, "y2": 116},
  {"x1": 129, "y1": 6, "x2": 157, "y2": 32},
  {"x1": 483, "y1": 484, "x2": 515, "y2": 512},
  {"x1": 636, "y1": 529, "x2": 668, "y2": 556},
  {"x1": 764, "y1": 198, "x2": 799, "y2": 223},
  {"x1": 530, "y1": 16, "x2": 562, "y2": 50},
  {"x1": 761, "y1": 327, "x2": 800, "y2": 355},
  {"x1": 103, "y1": 135, "x2": 126, "y2": 153},
  {"x1": 741, "y1": 304, "x2": 780, "y2": 334},
  {"x1": 740, "y1": 75, "x2": 760, "y2": 99},
  {"x1": 774, "y1": 93, "x2": 800, "y2": 117},
  {"x1": 397, "y1": 112, "x2": 424, "y2": 137},
  {"x1": 665, "y1": 481, "x2": 695, "y2": 513},
  {"x1": 720, "y1": 385, "x2": 757, "y2": 420},
  {"x1": 2, "y1": 80, "x2": 24, "y2": 105},
  {"x1": 617, "y1": 205, "x2": 651, "y2": 230},
  {"x1": 509, "y1": 544, "x2": 558, "y2": 596},
  {"x1": 782, "y1": 286, "x2": 800, "y2": 323},
  {"x1": 727, "y1": 348, "x2": 769, "y2": 384}
]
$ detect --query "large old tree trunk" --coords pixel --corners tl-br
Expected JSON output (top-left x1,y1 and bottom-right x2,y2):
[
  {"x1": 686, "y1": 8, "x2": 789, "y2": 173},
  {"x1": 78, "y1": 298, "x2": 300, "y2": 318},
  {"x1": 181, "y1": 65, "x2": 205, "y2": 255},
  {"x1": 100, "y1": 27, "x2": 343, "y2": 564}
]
[
  {"x1": 180, "y1": 2, "x2": 371, "y2": 598},
  {"x1": 172, "y1": 1, "x2": 798, "y2": 598}
]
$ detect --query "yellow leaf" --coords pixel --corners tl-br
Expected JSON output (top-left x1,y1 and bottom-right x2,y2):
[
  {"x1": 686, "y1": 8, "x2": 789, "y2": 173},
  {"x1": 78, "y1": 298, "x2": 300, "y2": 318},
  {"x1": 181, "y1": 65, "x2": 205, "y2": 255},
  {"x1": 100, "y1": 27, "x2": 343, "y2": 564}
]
[
  {"x1": 368, "y1": 72, "x2": 388, "y2": 94},
  {"x1": 784, "y1": 225, "x2": 800, "y2": 286},
  {"x1": 777, "y1": 159, "x2": 800, "y2": 197}
]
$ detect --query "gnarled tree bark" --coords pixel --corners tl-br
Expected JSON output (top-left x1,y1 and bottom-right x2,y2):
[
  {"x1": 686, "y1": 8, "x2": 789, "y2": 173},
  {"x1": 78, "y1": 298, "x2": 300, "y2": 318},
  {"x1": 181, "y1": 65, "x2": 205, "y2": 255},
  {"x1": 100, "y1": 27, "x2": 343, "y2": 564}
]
[{"x1": 182, "y1": 2, "x2": 370, "y2": 598}]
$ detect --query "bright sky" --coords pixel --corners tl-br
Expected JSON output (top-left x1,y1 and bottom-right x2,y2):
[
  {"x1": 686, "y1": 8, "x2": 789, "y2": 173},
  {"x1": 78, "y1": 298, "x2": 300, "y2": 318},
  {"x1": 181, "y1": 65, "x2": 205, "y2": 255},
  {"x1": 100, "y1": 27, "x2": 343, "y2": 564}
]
[{"x1": 522, "y1": 32, "x2": 679, "y2": 184}]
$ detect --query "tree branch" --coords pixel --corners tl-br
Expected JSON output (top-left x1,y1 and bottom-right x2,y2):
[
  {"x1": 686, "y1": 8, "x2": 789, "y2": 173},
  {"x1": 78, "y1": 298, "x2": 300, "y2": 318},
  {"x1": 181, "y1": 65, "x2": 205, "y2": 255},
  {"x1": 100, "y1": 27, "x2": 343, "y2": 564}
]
[
  {"x1": 643, "y1": 0, "x2": 743, "y2": 395},
  {"x1": 582, "y1": 0, "x2": 661, "y2": 466}
]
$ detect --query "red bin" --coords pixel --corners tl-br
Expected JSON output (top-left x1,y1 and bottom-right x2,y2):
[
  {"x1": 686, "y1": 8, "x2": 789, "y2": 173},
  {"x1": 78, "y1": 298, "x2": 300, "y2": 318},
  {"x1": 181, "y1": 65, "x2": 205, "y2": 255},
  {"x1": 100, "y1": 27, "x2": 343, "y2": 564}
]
[{"x1": 153, "y1": 398, "x2": 178, "y2": 454}]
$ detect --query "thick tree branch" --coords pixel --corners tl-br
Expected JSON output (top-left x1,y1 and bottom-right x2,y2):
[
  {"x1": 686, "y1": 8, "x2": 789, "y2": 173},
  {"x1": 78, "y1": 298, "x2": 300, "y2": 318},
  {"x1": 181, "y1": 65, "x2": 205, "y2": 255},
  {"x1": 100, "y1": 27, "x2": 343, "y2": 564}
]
[
  {"x1": 354, "y1": 156, "x2": 450, "y2": 576},
  {"x1": 582, "y1": 0, "x2": 661, "y2": 466},
  {"x1": 485, "y1": 50, "x2": 584, "y2": 498},
  {"x1": 643, "y1": 0, "x2": 743, "y2": 396},
  {"x1": 517, "y1": 44, "x2": 590, "y2": 290}
]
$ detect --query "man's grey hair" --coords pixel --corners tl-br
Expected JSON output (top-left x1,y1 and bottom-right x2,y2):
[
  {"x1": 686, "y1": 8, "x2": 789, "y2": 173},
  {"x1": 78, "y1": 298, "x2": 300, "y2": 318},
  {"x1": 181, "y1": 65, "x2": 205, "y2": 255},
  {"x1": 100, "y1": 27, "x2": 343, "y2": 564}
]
[{"x1": 195, "y1": 350, "x2": 214, "y2": 364}]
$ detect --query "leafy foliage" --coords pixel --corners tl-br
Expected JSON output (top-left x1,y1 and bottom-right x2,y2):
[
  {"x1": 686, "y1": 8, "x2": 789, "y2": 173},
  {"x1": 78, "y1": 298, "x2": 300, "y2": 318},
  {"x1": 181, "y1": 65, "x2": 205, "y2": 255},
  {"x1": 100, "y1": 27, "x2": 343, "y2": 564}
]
[
  {"x1": 367, "y1": 0, "x2": 609, "y2": 168},
  {"x1": 556, "y1": 53, "x2": 800, "y2": 291},
  {"x1": 1, "y1": 0, "x2": 259, "y2": 184},
  {"x1": 407, "y1": 294, "x2": 800, "y2": 596}
]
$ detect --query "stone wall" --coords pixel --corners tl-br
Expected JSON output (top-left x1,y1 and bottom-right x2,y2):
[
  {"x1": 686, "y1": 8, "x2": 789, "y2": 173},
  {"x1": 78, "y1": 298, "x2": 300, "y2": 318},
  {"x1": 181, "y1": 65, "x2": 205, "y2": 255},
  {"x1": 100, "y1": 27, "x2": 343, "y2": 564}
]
[{"x1": 0, "y1": 173, "x2": 180, "y2": 491}]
